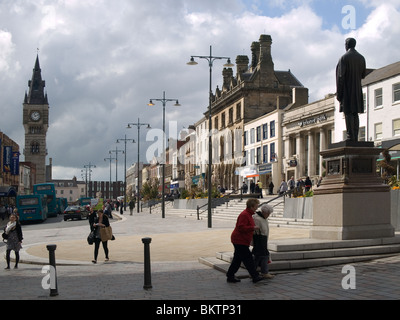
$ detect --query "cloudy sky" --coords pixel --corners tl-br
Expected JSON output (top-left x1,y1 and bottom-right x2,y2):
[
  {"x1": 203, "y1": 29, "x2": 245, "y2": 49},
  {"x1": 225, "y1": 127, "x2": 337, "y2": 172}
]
[{"x1": 1, "y1": 0, "x2": 400, "y2": 182}]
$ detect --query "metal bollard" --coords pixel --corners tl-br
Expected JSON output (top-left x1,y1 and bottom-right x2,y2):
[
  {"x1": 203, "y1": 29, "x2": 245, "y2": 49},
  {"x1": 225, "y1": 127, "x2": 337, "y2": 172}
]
[
  {"x1": 142, "y1": 237, "x2": 152, "y2": 289},
  {"x1": 46, "y1": 244, "x2": 59, "y2": 297}
]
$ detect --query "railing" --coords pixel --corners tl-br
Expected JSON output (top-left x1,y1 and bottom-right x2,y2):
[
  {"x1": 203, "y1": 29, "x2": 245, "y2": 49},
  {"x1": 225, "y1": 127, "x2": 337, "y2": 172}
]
[
  {"x1": 142, "y1": 198, "x2": 174, "y2": 214},
  {"x1": 196, "y1": 192, "x2": 234, "y2": 220},
  {"x1": 259, "y1": 189, "x2": 294, "y2": 210},
  {"x1": 196, "y1": 189, "x2": 295, "y2": 220}
]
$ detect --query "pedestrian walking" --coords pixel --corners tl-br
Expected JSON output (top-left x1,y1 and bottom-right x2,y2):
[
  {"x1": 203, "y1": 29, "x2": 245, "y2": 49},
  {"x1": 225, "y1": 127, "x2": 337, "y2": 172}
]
[
  {"x1": 120, "y1": 201, "x2": 124, "y2": 214},
  {"x1": 279, "y1": 180, "x2": 288, "y2": 196},
  {"x1": 3, "y1": 213, "x2": 23, "y2": 269},
  {"x1": 92, "y1": 210, "x2": 110, "y2": 263},
  {"x1": 226, "y1": 198, "x2": 265, "y2": 283},
  {"x1": 268, "y1": 181, "x2": 274, "y2": 195},
  {"x1": 129, "y1": 199, "x2": 135, "y2": 215},
  {"x1": 288, "y1": 176, "x2": 295, "y2": 197},
  {"x1": 88, "y1": 207, "x2": 97, "y2": 231},
  {"x1": 304, "y1": 176, "x2": 312, "y2": 192},
  {"x1": 252, "y1": 204, "x2": 274, "y2": 279}
]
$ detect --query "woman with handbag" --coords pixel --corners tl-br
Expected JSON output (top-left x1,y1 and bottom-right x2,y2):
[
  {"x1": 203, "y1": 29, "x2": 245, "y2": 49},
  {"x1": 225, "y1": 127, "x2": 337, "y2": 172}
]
[
  {"x1": 3, "y1": 213, "x2": 23, "y2": 269},
  {"x1": 92, "y1": 210, "x2": 110, "y2": 264}
]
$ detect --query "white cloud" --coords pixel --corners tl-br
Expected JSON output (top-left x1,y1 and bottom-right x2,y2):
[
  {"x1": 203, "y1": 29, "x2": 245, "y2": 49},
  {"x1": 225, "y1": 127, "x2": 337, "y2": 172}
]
[{"x1": 0, "y1": 0, "x2": 399, "y2": 181}]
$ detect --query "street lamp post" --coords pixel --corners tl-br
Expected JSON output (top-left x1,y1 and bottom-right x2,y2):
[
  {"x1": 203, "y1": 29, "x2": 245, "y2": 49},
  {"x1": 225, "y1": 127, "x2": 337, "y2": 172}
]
[
  {"x1": 187, "y1": 46, "x2": 234, "y2": 228},
  {"x1": 127, "y1": 118, "x2": 151, "y2": 213},
  {"x1": 104, "y1": 155, "x2": 115, "y2": 199},
  {"x1": 110, "y1": 147, "x2": 124, "y2": 184},
  {"x1": 83, "y1": 162, "x2": 96, "y2": 198},
  {"x1": 148, "y1": 91, "x2": 180, "y2": 219},
  {"x1": 117, "y1": 135, "x2": 135, "y2": 210}
]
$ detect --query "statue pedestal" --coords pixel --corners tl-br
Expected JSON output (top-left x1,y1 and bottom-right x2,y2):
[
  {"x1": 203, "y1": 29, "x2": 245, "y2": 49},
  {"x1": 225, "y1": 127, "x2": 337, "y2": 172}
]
[{"x1": 311, "y1": 142, "x2": 394, "y2": 240}]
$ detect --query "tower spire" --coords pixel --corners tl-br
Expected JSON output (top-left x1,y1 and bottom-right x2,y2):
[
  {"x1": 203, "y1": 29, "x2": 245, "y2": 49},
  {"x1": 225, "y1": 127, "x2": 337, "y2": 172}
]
[{"x1": 26, "y1": 54, "x2": 47, "y2": 105}]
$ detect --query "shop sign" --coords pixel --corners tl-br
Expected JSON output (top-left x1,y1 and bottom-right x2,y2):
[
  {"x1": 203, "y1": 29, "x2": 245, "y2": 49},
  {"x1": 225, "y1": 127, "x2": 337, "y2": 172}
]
[{"x1": 298, "y1": 114, "x2": 327, "y2": 128}]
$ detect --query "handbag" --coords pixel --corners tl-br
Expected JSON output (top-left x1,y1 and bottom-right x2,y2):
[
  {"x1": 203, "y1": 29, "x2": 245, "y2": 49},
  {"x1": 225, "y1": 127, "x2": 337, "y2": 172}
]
[
  {"x1": 100, "y1": 226, "x2": 113, "y2": 241},
  {"x1": 2, "y1": 231, "x2": 8, "y2": 241},
  {"x1": 87, "y1": 230, "x2": 95, "y2": 245},
  {"x1": 252, "y1": 231, "x2": 268, "y2": 256}
]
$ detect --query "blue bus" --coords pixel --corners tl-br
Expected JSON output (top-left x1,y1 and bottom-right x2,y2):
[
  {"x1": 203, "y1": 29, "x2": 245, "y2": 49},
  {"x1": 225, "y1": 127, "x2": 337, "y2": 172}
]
[
  {"x1": 33, "y1": 183, "x2": 57, "y2": 217},
  {"x1": 17, "y1": 194, "x2": 48, "y2": 223},
  {"x1": 78, "y1": 197, "x2": 92, "y2": 206}
]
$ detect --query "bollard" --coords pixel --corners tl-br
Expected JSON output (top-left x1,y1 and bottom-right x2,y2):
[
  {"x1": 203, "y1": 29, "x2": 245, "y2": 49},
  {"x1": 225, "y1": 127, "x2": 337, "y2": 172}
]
[
  {"x1": 46, "y1": 244, "x2": 59, "y2": 297},
  {"x1": 142, "y1": 237, "x2": 152, "y2": 289}
]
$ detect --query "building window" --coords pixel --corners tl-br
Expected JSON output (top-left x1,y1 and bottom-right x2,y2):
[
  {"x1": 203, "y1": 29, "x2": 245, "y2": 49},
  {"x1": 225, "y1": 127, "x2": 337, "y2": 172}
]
[
  {"x1": 270, "y1": 121, "x2": 275, "y2": 138},
  {"x1": 214, "y1": 116, "x2": 218, "y2": 130},
  {"x1": 31, "y1": 142, "x2": 39, "y2": 154},
  {"x1": 263, "y1": 145, "x2": 268, "y2": 163},
  {"x1": 229, "y1": 108, "x2": 233, "y2": 124},
  {"x1": 393, "y1": 119, "x2": 400, "y2": 136},
  {"x1": 375, "y1": 88, "x2": 383, "y2": 108},
  {"x1": 236, "y1": 103, "x2": 241, "y2": 121},
  {"x1": 393, "y1": 83, "x2": 400, "y2": 103},
  {"x1": 250, "y1": 128, "x2": 255, "y2": 144},
  {"x1": 262, "y1": 124, "x2": 268, "y2": 140},
  {"x1": 221, "y1": 113, "x2": 225, "y2": 129},
  {"x1": 244, "y1": 131, "x2": 248, "y2": 146},
  {"x1": 363, "y1": 93, "x2": 366, "y2": 112},
  {"x1": 256, "y1": 126, "x2": 261, "y2": 142},
  {"x1": 359, "y1": 126, "x2": 366, "y2": 141},
  {"x1": 270, "y1": 143, "x2": 276, "y2": 162},
  {"x1": 256, "y1": 147, "x2": 261, "y2": 164},
  {"x1": 250, "y1": 149, "x2": 255, "y2": 165},
  {"x1": 375, "y1": 123, "x2": 383, "y2": 140}
]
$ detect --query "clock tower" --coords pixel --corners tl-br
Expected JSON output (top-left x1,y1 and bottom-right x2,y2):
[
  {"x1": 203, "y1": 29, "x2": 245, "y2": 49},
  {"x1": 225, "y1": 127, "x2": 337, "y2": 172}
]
[{"x1": 23, "y1": 55, "x2": 49, "y2": 184}]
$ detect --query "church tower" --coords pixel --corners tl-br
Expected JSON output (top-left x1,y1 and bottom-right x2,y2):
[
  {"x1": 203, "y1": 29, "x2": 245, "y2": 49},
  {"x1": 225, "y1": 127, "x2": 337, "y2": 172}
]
[{"x1": 23, "y1": 55, "x2": 49, "y2": 184}]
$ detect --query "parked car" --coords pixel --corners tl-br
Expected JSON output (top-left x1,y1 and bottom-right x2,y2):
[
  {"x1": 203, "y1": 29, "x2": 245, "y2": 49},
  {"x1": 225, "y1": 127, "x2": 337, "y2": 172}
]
[{"x1": 63, "y1": 205, "x2": 88, "y2": 221}]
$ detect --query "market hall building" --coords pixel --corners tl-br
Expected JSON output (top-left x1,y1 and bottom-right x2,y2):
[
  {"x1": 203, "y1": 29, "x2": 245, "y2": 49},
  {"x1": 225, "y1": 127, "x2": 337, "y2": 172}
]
[{"x1": 282, "y1": 94, "x2": 336, "y2": 186}]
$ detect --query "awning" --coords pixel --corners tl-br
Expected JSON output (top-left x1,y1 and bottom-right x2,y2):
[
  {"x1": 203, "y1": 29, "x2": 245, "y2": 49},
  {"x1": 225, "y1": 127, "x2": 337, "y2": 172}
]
[
  {"x1": 0, "y1": 186, "x2": 17, "y2": 197},
  {"x1": 246, "y1": 174, "x2": 259, "y2": 178}
]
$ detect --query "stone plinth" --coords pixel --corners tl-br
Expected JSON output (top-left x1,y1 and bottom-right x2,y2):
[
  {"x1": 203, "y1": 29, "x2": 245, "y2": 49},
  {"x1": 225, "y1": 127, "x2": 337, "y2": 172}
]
[{"x1": 311, "y1": 142, "x2": 394, "y2": 240}]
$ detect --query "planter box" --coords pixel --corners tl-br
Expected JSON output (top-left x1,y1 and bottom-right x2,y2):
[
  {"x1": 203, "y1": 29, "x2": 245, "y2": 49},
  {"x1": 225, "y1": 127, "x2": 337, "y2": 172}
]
[
  {"x1": 283, "y1": 197, "x2": 313, "y2": 220},
  {"x1": 391, "y1": 190, "x2": 400, "y2": 231},
  {"x1": 173, "y1": 199, "x2": 208, "y2": 210}
]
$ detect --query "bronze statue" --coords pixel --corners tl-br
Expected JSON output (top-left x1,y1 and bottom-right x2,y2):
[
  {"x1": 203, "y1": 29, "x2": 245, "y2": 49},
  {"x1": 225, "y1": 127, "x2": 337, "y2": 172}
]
[{"x1": 336, "y1": 38, "x2": 366, "y2": 142}]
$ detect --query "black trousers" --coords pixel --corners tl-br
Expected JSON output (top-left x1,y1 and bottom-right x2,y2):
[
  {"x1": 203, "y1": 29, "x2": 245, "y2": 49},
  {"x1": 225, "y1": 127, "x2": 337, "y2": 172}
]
[
  {"x1": 94, "y1": 239, "x2": 109, "y2": 261},
  {"x1": 226, "y1": 244, "x2": 259, "y2": 280},
  {"x1": 345, "y1": 112, "x2": 359, "y2": 142}
]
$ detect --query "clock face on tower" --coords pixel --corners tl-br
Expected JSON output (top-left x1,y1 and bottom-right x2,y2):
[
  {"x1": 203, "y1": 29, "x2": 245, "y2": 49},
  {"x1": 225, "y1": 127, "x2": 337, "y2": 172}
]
[{"x1": 30, "y1": 111, "x2": 41, "y2": 121}]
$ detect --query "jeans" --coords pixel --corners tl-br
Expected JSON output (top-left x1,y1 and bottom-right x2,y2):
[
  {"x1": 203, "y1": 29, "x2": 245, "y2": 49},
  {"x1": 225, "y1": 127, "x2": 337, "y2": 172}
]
[{"x1": 254, "y1": 255, "x2": 269, "y2": 274}]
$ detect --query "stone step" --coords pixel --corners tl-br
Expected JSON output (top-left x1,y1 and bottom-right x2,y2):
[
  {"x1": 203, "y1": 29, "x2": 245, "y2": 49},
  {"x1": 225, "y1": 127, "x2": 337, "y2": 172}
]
[
  {"x1": 199, "y1": 253, "x2": 398, "y2": 275},
  {"x1": 199, "y1": 236, "x2": 400, "y2": 273}
]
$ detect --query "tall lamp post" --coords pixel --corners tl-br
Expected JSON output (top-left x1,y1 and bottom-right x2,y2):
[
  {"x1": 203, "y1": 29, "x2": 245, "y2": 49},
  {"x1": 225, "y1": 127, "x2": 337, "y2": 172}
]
[
  {"x1": 104, "y1": 154, "x2": 115, "y2": 199},
  {"x1": 187, "y1": 46, "x2": 234, "y2": 228},
  {"x1": 148, "y1": 91, "x2": 181, "y2": 219},
  {"x1": 127, "y1": 118, "x2": 151, "y2": 213},
  {"x1": 83, "y1": 162, "x2": 96, "y2": 197},
  {"x1": 110, "y1": 147, "x2": 124, "y2": 201},
  {"x1": 117, "y1": 135, "x2": 135, "y2": 210}
]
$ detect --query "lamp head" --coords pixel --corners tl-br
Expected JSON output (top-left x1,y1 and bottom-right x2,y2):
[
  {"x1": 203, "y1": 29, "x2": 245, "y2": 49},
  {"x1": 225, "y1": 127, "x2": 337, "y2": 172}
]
[
  {"x1": 187, "y1": 57, "x2": 198, "y2": 66},
  {"x1": 223, "y1": 58, "x2": 234, "y2": 68},
  {"x1": 148, "y1": 100, "x2": 155, "y2": 106},
  {"x1": 174, "y1": 100, "x2": 181, "y2": 107}
]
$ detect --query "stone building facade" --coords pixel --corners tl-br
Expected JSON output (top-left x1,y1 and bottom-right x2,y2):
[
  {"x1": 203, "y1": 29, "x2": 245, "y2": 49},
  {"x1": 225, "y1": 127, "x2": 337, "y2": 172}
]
[
  {"x1": 198, "y1": 34, "x2": 306, "y2": 191},
  {"x1": 282, "y1": 95, "x2": 335, "y2": 185}
]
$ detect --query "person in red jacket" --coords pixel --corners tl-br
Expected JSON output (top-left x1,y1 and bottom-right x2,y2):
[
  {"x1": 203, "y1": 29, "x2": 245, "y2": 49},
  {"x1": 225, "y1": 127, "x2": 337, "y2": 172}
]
[{"x1": 226, "y1": 198, "x2": 265, "y2": 283}]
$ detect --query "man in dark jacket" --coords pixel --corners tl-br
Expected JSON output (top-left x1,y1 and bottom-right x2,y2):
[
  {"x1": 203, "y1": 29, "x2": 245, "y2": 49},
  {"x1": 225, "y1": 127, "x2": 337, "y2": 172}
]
[
  {"x1": 226, "y1": 198, "x2": 264, "y2": 283},
  {"x1": 336, "y1": 38, "x2": 366, "y2": 142}
]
